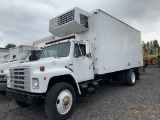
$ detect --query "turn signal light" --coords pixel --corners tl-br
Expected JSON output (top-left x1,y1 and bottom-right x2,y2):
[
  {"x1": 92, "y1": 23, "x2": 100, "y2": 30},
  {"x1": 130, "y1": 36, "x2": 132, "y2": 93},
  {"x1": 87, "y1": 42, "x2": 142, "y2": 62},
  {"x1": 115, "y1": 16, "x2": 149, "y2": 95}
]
[
  {"x1": 40, "y1": 66, "x2": 45, "y2": 71},
  {"x1": 1, "y1": 70, "x2": 4, "y2": 73}
]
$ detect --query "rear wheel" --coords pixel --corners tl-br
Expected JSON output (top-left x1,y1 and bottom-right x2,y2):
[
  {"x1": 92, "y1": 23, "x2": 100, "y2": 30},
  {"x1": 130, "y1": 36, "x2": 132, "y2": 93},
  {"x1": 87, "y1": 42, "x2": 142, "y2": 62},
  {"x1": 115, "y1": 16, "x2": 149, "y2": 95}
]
[
  {"x1": 120, "y1": 71, "x2": 127, "y2": 86},
  {"x1": 126, "y1": 69, "x2": 136, "y2": 86},
  {"x1": 45, "y1": 82, "x2": 76, "y2": 120},
  {"x1": 15, "y1": 100, "x2": 29, "y2": 107}
]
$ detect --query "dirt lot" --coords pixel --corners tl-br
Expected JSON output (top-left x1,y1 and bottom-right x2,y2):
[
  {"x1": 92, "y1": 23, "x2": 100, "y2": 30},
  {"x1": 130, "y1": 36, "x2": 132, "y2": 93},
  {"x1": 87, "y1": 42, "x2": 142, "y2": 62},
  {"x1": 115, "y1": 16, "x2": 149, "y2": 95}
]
[{"x1": 0, "y1": 67, "x2": 160, "y2": 120}]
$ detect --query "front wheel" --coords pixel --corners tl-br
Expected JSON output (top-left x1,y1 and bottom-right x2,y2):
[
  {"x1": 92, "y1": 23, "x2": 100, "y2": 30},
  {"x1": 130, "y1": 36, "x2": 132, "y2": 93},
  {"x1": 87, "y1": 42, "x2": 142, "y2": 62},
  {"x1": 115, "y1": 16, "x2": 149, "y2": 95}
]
[{"x1": 45, "y1": 82, "x2": 76, "y2": 120}]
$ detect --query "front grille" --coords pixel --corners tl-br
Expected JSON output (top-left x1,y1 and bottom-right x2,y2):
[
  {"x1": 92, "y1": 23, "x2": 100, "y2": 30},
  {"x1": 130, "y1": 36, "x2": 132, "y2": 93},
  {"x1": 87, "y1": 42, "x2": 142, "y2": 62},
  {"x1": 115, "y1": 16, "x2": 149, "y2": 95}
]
[
  {"x1": 49, "y1": 10, "x2": 75, "y2": 29},
  {"x1": 10, "y1": 67, "x2": 30, "y2": 91}
]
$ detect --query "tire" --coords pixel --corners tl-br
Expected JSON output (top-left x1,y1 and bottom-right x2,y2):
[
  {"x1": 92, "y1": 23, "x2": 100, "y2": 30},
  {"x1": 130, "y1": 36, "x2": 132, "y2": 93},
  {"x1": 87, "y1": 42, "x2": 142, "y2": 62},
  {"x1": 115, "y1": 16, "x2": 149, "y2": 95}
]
[
  {"x1": 45, "y1": 82, "x2": 76, "y2": 120},
  {"x1": 126, "y1": 69, "x2": 136, "y2": 86},
  {"x1": 120, "y1": 71, "x2": 127, "y2": 86},
  {"x1": 158, "y1": 62, "x2": 160, "y2": 67},
  {"x1": 15, "y1": 100, "x2": 29, "y2": 108},
  {"x1": 143, "y1": 60, "x2": 148, "y2": 68},
  {"x1": 135, "y1": 68, "x2": 140, "y2": 80}
]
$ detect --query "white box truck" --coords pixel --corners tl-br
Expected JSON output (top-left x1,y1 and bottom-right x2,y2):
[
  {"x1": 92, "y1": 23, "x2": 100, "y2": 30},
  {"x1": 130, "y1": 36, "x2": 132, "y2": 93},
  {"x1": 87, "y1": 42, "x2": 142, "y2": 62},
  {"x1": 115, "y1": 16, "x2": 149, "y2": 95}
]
[
  {"x1": 33, "y1": 35, "x2": 55, "y2": 49},
  {"x1": 0, "y1": 48, "x2": 9, "y2": 61},
  {"x1": 0, "y1": 38, "x2": 55, "y2": 92},
  {"x1": 7, "y1": 7, "x2": 143, "y2": 120}
]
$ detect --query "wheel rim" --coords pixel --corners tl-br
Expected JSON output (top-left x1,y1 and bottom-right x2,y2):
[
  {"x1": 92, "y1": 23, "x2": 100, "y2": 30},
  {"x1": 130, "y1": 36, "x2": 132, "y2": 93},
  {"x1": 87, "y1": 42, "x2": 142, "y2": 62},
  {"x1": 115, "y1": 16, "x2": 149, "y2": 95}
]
[
  {"x1": 131, "y1": 72, "x2": 135, "y2": 83},
  {"x1": 56, "y1": 89, "x2": 73, "y2": 115}
]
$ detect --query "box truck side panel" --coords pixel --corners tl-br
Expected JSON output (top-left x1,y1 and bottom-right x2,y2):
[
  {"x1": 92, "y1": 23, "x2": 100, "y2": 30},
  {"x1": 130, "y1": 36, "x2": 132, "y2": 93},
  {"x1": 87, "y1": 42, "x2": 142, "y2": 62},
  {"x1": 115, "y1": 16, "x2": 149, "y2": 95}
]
[{"x1": 94, "y1": 11, "x2": 143, "y2": 74}]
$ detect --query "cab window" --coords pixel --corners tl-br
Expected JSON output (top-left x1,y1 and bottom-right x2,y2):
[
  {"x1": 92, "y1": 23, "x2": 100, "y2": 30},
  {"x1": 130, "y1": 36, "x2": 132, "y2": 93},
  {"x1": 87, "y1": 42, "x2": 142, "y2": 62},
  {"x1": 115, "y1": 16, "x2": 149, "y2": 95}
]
[{"x1": 74, "y1": 43, "x2": 86, "y2": 58}]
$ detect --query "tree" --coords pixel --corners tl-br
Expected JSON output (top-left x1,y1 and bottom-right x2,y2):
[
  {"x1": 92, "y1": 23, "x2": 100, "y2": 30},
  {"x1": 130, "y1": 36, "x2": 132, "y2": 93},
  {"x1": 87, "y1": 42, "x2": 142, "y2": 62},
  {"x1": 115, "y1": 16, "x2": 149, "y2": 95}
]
[
  {"x1": 150, "y1": 41, "x2": 153, "y2": 48},
  {"x1": 152, "y1": 39, "x2": 159, "y2": 49},
  {"x1": 5, "y1": 44, "x2": 16, "y2": 49},
  {"x1": 146, "y1": 40, "x2": 160, "y2": 53},
  {"x1": 146, "y1": 41, "x2": 150, "y2": 48},
  {"x1": 148, "y1": 40, "x2": 160, "y2": 53}
]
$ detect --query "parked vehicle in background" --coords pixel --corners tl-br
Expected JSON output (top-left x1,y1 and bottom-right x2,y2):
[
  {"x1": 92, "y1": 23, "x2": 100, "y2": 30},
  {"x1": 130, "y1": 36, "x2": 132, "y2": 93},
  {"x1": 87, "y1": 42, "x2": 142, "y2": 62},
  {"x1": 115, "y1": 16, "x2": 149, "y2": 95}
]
[
  {"x1": 142, "y1": 41, "x2": 160, "y2": 67},
  {"x1": 0, "y1": 35, "x2": 56, "y2": 92},
  {"x1": 33, "y1": 35, "x2": 55, "y2": 49},
  {"x1": 0, "y1": 48, "x2": 41, "y2": 92},
  {"x1": 7, "y1": 7, "x2": 143, "y2": 120},
  {"x1": 0, "y1": 48, "x2": 9, "y2": 61},
  {"x1": 6, "y1": 45, "x2": 33, "y2": 60},
  {"x1": 0, "y1": 60, "x2": 9, "y2": 64}
]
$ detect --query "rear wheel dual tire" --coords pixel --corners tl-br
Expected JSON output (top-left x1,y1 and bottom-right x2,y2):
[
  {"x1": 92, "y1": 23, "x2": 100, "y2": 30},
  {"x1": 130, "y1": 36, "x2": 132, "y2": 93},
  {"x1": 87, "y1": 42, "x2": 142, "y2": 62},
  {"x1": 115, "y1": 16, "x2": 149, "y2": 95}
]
[
  {"x1": 45, "y1": 82, "x2": 76, "y2": 120},
  {"x1": 120, "y1": 69, "x2": 136, "y2": 86},
  {"x1": 120, "y1": 71, "x2": 127, "y2": 86},
  {"x1": 126, "y1": 69, "x2": 136, "y2": 86}
]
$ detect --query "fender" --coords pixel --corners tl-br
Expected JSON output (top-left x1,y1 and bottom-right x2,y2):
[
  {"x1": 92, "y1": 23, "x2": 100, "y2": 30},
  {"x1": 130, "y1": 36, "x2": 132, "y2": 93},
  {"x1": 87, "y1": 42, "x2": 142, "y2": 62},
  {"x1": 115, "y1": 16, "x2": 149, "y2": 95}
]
[
  {"x1": 48, "y1": 68, "x2": 81, "y2": 95},
  {"x1": 32, "y1": 67, "x2": 81, "y2": 94}
]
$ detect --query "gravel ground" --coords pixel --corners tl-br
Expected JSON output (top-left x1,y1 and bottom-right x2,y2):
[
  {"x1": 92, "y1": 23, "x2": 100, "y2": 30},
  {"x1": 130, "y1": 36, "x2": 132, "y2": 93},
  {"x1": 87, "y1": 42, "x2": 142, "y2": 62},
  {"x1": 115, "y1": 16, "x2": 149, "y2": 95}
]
[{"x1": 0, "y1": 67, "x2": 160, "y2": 120}]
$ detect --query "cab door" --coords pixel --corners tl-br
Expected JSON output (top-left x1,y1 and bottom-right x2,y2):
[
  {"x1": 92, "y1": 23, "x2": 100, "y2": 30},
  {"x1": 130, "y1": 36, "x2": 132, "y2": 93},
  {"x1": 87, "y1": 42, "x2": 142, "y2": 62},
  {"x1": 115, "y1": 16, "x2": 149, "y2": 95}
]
[{"x1": 73, "y1": 43, "x2": 93, "y2": 82}]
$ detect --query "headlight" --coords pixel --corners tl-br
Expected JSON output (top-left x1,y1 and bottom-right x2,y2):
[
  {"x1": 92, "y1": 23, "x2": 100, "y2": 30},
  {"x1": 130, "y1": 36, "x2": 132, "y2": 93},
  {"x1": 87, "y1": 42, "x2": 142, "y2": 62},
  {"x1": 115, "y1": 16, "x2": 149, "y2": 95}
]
[
  {"x1": 32, "y1": 78, "x2": 39, "y2": 89},
  {"x1": 0, "y1": 76, "x2": 6, "y2": 81}
]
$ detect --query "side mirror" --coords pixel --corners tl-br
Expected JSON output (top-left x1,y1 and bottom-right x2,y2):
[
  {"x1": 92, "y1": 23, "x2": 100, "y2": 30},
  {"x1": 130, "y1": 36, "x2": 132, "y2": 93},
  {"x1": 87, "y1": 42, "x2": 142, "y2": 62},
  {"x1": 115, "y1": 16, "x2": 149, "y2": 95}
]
[
  {"x1": 13, "y1": 55, "x2": 16, "y2": 59},
  {"x1": 86, "y1": 40, "x2": 90, "y2": 55},
  {"x1": 74, "y1": 53, "x2": 79, "y2": 58}
]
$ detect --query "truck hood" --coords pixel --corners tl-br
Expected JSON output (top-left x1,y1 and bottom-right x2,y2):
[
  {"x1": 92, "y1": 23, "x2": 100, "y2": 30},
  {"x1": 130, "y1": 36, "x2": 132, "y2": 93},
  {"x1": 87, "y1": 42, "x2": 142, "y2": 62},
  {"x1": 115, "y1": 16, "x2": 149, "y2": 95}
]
[{"x1": 10, "y1": 57, "x2": 69, "y2": 72}]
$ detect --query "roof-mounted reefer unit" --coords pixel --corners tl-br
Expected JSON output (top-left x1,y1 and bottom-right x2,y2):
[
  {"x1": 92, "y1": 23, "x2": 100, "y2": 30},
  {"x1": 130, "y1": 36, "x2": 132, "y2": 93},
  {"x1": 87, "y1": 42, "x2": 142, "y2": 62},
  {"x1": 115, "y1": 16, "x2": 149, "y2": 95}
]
[{"x1": 49, "y1": 7, "x2": 89, "y2": 37}]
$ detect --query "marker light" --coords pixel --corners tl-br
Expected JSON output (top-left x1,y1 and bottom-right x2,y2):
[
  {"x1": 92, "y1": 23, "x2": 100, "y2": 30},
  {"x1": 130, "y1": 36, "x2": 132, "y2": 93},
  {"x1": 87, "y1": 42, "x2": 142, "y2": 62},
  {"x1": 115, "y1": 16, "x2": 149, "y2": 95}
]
[
  {"x1": 40, "y1": 66, "x2": 45, "y2": 71},
  {"x1": 1, "y1": 70, "x2": 4, "y2": 73}
]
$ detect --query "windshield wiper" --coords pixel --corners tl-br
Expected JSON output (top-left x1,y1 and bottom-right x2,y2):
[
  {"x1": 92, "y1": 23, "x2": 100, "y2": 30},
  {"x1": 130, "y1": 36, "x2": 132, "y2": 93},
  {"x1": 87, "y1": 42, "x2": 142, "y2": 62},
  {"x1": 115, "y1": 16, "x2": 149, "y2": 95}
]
[
  {"x1": 53, "y1": 56, "x2": 60, "y2": 58},
  {"x1": 11, "y1": 59, "x2": 17, "y2": 62}
]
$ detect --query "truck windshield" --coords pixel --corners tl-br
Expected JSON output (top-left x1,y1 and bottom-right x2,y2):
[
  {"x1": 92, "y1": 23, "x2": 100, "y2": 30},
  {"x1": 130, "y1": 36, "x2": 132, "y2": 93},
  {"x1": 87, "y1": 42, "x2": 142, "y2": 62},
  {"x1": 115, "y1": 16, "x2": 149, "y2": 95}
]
[
  {"x1": 13, "y1": 50, "x2": 31, "y2": 61},
  {"x1": 41, "y1": 42, "x2": 70, "y2": 58},
  {"x1": 35, "y1": 50, "x2": 41, "y2": 60}
]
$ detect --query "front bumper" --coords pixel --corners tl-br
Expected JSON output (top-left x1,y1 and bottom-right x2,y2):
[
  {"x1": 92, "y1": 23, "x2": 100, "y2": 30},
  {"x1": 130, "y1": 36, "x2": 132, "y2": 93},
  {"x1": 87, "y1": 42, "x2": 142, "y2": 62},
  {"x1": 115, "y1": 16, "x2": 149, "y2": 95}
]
[
  {"x1": 0, "y1": 81, "x2": 7, "y2": 91},
  {"x1": 0, "y1": 74, "x2": 7, "y2": 91},
  {"x1": 6, "y1": 88, "x2": 44, "y2": 106}
]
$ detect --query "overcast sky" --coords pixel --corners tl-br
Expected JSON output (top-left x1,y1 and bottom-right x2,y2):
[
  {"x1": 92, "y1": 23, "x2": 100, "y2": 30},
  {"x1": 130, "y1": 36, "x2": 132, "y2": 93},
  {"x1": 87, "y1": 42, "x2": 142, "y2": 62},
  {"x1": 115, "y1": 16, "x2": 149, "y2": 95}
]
[{"x1": 0, "y1": 0, "x2": 160, "y2": 47}]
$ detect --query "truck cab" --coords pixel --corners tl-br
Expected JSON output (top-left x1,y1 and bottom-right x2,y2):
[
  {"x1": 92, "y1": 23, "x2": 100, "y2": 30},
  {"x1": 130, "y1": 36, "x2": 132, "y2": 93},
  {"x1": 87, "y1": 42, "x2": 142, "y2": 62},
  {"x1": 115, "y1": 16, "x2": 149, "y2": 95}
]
[
  {"x1": 0, "y1": 49, "x2": 41, "y2": 92},
  {"x1": 6, "y1": 35, "x2": 94, "y2": 118},
  {"x1": 7, "y1": 35, "x2": 92, "y2": 93}
]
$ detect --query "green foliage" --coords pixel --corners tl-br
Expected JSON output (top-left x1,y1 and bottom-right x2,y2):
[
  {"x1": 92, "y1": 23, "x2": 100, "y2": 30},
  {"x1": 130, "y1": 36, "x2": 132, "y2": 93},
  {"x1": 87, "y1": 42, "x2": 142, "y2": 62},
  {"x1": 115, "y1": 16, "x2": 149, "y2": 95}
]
[
  {"x1": 146, "y1": 41, "x2": 150, "y2": 48},
  {"x1": 5, "y1": 44, "x2": 16, "y2": 49},
  {"x1": 153, "y1": 40, "x2": 159, "y2": 48},
  {"x1": 150, "y1": 41, "x2": 153, "y2": 48}
]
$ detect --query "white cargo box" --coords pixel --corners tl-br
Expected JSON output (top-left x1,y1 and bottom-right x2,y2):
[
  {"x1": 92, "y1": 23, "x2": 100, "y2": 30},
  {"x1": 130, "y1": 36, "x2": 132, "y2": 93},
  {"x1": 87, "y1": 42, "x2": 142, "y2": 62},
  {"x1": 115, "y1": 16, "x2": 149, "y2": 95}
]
[
  {"x1": 77, "y1": 9, "x2": 143, "y2": 74},
  {"x1": 49, "y1": 7, "x2": 143, "y2": 74}
]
